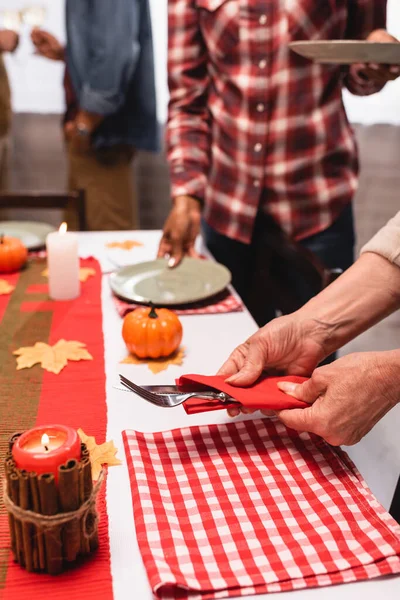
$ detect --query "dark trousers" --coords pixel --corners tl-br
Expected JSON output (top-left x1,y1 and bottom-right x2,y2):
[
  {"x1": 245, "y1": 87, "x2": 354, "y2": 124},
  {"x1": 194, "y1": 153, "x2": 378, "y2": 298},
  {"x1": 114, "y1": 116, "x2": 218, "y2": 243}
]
[{"x1": 203, "y1": 203, "x2": 355, "y2": 328}]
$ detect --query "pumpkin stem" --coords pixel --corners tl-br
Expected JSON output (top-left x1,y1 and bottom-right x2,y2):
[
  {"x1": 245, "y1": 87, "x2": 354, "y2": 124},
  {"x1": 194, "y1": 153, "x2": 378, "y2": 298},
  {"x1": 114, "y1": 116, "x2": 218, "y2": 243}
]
[
  {"x1": 0, "y1": 234, "x2": 3, "y2": 244},
  {"x1": 148, "y1": 302, "x2": 158, "y2": 319}
]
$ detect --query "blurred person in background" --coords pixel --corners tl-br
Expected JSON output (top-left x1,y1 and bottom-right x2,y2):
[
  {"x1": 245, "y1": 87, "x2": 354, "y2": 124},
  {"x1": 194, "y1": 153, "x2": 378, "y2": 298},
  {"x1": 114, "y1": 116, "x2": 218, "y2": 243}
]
[
  {"x1": 158, "y1": 1, "x2": 400, "y2": 326},
  {"x1": 32, "y1": 0, "x2": 159, "y2": 231},
  {"x1": 0, "y1": 28, "x2": 19, "y2": 191}
]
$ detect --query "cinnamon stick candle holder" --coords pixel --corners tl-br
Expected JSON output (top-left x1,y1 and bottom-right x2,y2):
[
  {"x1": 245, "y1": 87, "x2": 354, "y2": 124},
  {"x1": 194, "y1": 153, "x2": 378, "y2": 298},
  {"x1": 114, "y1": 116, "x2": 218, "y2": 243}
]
[{"x1": 4, "y1": 434, "x2": 102, "y2": 575}]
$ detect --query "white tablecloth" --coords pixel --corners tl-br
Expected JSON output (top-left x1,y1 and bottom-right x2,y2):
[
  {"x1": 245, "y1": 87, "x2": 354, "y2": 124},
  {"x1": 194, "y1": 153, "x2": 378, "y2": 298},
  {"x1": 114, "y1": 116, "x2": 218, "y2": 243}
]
[{"x1": 78, "y1": 230, "x2": 400, "y2": 600}]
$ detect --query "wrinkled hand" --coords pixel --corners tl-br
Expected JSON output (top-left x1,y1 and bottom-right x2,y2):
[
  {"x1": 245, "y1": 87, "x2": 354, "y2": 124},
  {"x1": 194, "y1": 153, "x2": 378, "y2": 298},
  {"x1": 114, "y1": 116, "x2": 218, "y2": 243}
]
[
  {"x1": 276, "y1": 351, "x2": 400, "y2": 446},
  {"x1": 31, "y1": 29, "x2": 64, "y2": 61},
  {"x1": 350, "y1": 29, "x2": 400, "y2": 86},
  {"x1": 217, "y1": 314, "x2": 328, "y2": 416},
  {"x1": 0, "y1": 30, "x2": 19, "y2": 53},
  {"x1": 157, "y1": 196, "x2": 202, "y2": 267}
]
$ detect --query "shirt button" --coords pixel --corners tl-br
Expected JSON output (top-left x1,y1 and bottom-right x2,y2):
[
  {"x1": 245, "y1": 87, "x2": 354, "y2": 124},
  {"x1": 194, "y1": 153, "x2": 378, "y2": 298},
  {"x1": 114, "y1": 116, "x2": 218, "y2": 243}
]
[
  {"x1": 256, "y1": 103, "x2": 265, "y2": 112},
  {"x1": 254, "y1": 143, "x2": 262, "y2": 152},
  {"x1": 253, "y1": 180, "x2": 260, "y2": 188},
  {"x1": 258, "y1": 59, "x2": 267, "y2": 69},
  {"x1": 259, "y1": 14, "x2": 267, "y2": 25}
]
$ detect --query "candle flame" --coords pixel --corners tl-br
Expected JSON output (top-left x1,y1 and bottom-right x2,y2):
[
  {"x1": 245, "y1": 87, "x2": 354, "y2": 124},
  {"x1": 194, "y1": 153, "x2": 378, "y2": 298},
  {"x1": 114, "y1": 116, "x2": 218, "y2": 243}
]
[
  {"x1": 41, "y1": 433, "x2": 50, "y2": 452},
  {"x1": 59, "y1": 222, "x2": 68, "y2": 234}
]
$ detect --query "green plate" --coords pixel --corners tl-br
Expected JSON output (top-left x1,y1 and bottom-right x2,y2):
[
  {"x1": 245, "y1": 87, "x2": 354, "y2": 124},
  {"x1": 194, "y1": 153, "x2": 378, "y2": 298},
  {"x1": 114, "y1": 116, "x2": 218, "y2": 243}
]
[
  {"x1": 0, "y1": 221, "x2": 56, "y2": 250},
  {"x1": 110, "y1": 258, "x2": 232, "y2": 306}
]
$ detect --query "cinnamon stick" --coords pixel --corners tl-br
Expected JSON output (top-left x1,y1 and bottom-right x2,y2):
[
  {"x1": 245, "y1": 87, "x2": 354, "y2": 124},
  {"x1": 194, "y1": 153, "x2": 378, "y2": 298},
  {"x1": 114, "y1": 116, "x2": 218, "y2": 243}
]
[
  {"x1": 78, "y1": 462, "x2": 88, "y2": 554},
  {"x1": 80, "y1": 456, "x2": 96, "y2": 553},
  {"x1": 81, "y1": 442, "x2": 89, "y2": 458},
  {"x1": 58, "y1": 459, "x2": 81, "y2": 562},
  {"x1": 8, "y1": 473, "x2": 24, "y2": 566},
  {"x1": 5, "y1": 462, "x2": 17, "y2": 558},
  {"x1": 19, "y1": 470, "x2": 34, "y2": 572},
  {"x1": 81, "y1": 456, "x2": 93, "y2": 554},
  {"x1": 8, "y1": 432, "x2": 22, "y2": 451},
  {"x1": 29, "y1": 472, "x2": 46, "y2": 571},
  {"x1": 38, "y1": 474, "x2": 62, "y2": 575}
]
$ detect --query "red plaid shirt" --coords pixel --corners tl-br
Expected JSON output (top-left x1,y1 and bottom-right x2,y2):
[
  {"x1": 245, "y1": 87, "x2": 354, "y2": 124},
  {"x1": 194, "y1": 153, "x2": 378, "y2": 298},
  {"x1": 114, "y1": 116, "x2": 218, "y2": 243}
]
[{"x1": 166, "y1": 0, "x2": 386, "y2": 244}]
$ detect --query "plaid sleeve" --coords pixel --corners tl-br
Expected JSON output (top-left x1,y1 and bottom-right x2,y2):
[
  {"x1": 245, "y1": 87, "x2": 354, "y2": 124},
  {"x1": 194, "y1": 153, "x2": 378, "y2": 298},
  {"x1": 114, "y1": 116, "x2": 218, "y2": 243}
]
[
  {"x1": 166, "y1": 0, "x2": 211, "y2": 202},
  {"x1": 343, "y1": 0, "x2": 387, "y2": 96}
]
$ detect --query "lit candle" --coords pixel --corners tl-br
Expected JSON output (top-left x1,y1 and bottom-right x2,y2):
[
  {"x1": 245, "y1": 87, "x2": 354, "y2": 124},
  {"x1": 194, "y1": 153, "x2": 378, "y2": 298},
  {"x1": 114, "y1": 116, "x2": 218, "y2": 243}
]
[
  {"x1": 46, "y1": 222, "x2": 80, "y2": 301},
  {"x1": 12, "y1": 425, "x2": 81, "y2": 478}
]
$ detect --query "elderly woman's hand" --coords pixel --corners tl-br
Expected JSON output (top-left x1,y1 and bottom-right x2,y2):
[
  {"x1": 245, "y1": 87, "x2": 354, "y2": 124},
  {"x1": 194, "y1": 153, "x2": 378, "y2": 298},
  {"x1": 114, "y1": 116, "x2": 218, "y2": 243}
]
[
  {"x1": 276, "y1": 351, "x2": 400, "y2": 446},
  {"x1": 217, "y1": 313, "x2": 329, "y2": 416}
]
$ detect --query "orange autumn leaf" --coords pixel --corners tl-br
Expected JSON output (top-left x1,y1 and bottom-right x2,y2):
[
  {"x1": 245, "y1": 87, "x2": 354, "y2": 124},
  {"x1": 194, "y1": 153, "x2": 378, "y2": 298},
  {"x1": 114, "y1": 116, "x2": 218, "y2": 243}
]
[
  {"x1": 105, "y1": 240, "x2": 143, "y2": 250},
  {"x1": 42, "y1": 267, "x2": 96, "y2": 282},
  {"x1": 120, "y1": 346, "x2": 185, "y2": 375},
  {"x1": 77, "y1": 428, "x2": 122, "y2": 481},
  {"x1": 0, "y1": 279, "x2": 15, "y2": 295},
  {"x1": 13, "y1": 339, "x2": 93, "y2": 375}
]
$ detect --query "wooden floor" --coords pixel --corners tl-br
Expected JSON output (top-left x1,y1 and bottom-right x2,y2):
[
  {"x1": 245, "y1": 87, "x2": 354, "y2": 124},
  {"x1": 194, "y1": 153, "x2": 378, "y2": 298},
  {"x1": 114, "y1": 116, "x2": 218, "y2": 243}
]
[{"x1": 4, "y1": 114, "x2": 400, "y2": 354}]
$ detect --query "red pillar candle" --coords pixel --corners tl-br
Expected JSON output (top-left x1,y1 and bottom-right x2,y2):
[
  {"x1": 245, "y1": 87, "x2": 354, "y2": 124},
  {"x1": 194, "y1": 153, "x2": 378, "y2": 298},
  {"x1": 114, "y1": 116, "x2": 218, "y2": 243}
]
[{"x1": 12, "y1": 425, "x2": 81, "y2": 478}]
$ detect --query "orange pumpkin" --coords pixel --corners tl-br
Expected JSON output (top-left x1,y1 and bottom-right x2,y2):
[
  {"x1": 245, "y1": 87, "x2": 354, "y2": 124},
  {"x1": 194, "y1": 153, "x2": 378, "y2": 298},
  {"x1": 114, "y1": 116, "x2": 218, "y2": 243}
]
[
  {"x1": 122, "y1": 305, "x2": 183, "y2": 359},
  {"x1": 0, "y1": 235, "x2": 28, "y2": 274}
]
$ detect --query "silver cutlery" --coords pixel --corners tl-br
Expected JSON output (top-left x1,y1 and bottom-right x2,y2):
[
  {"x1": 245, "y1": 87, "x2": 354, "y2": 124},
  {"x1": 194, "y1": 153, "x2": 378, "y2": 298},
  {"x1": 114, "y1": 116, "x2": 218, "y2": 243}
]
[{"x1": 119, "y1": 374, "x2": 238, "y2": 408}]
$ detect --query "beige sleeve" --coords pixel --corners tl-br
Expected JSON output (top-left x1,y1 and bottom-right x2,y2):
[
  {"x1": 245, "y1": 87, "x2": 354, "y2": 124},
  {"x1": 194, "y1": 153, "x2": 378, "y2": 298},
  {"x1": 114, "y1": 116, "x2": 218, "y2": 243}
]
[{"x1": 360, "y1": 211, "x2": 400, "y2": 267}]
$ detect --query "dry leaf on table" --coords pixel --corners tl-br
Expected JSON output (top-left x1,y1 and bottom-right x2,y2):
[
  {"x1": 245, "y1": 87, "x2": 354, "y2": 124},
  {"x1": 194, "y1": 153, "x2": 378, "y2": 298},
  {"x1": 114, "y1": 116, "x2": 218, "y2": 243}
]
[
  {"x1": 120, "y1": 346, "x2": 185, "y2": 375},
  {"x1": 42, "y1": 267, "x2": 96, "y2": 282},
  {"x1": 78, "y1": 428, "x2": 122, "y2": 481},
  {"x1": 14, "y1": 339, "x2": 93, "y2": 374},
  {"x1": 105, "y1": 240, "x2": 143, "y2": 250},
  {"x1": 0, "y1": 279, "x2": 15, "y2": 295}
]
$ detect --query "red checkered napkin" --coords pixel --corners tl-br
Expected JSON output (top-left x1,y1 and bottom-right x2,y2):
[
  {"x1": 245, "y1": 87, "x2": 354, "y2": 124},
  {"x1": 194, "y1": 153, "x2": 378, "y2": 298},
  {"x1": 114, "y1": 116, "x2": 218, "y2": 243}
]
[
  {"x1": 123, "y1": 419, "x2": 400, "y2": 599},
  {"x1": 112, "y1": 289, "x2": 243, "y2": 317}
]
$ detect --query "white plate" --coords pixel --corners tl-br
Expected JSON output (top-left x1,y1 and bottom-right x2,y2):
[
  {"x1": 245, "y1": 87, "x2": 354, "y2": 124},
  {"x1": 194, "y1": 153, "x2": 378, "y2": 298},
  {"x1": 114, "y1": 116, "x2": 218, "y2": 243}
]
[
  {"x1": 289, "y1": 41, "x2": 400, "y2": 64},
  {"x1": 0, "y1": 221, "x2": 55, "y2": 249},
  {"x1": 110, "y1": 258, "x2": 231, "y2": 306}
]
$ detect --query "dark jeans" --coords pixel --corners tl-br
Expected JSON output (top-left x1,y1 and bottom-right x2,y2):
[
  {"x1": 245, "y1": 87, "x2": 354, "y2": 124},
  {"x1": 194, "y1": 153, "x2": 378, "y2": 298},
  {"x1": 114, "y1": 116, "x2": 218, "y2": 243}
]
[{"x1": 203, "y1": 204, "x2": 355, "y2": 361}]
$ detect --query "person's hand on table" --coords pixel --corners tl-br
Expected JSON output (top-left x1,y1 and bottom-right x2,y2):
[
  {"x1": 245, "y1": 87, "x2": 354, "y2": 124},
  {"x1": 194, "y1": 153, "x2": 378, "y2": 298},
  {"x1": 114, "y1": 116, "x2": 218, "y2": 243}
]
[
  {"x1": 31, "y1": 29, "x2": 64, "y2": 61},
  {"x1": 276, "y1": 350, "x2": 400, "y2": 446},
  {"x1": 350, "y1": 29, "x2": 400, "y2": 86},
  {"x1": 217, "y1": 313, "x2": 328, "y2": 417},
  {"x1": 0, "y1": 30, "x2": 19, "y2": 53},
  {"x1": 157, "y1": 195, "x2": 202, "y2": 267}
]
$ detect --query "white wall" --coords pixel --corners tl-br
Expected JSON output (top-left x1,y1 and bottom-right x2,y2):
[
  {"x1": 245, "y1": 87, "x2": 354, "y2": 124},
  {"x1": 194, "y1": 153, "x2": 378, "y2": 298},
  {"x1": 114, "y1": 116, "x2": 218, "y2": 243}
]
[{"x1": 2, "y1": 0, "x2": 400, "y2": 125}]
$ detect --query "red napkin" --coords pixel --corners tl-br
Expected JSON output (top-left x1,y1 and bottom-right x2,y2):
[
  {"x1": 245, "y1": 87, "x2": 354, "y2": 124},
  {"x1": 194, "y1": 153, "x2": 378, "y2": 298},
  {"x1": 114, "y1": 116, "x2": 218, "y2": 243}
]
[{"x1": 176, "y1": 373, "x2": 309, "y2": 414}]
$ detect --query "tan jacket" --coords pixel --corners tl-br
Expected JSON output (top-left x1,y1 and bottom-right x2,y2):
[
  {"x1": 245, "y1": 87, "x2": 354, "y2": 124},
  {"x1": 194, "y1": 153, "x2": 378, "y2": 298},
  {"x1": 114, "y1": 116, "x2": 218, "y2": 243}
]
[
  {"x1": 361, "y1": 211, "x2": 400, "y2": 267},
  {"x1": 0, "y1": 53, "x2": 11, "y2": 137}
]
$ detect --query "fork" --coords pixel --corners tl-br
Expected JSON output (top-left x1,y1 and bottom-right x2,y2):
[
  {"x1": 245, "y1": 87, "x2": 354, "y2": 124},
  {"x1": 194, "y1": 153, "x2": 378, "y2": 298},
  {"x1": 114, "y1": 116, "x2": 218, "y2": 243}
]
[{"x1": 119, "y1": 374, "x2": 237, "y2": 408}]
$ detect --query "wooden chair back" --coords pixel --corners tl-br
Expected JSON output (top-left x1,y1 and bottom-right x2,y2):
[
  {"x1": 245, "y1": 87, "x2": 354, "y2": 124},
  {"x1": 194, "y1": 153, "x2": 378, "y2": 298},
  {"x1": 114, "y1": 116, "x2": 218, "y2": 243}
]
[{"x1": 0, "y1": 190, "x2": 87, "y2": 231}]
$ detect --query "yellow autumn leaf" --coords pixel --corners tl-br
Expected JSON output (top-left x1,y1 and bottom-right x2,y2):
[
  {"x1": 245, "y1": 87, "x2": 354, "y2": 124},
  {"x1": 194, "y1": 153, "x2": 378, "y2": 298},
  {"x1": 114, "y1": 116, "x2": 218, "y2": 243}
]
[
  {"x1": 0, "y1": 279, "x2": 15, "y2": 295},
  {"x1": 42, "y1": 267, "x2": 95, "y2": 282},
  {"x1": 78, "y1": 268, "x2": 96, "y2": 282},
  {"x1": 78, "y1": 428, "x2": 122, "y2": 481},
  {"x1": 120, "y1": 346, "x2": 185, "y2": 374},
  {"x1": 105, "y1": 240, "x2": 143, "y2": 250},
  {"x1": 13, "y1": 339, "x2": 93, "y2": 374}
]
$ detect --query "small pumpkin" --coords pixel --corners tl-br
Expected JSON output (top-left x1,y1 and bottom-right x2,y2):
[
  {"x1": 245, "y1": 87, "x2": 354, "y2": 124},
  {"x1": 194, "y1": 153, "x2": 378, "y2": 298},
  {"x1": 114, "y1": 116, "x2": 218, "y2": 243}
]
[
  {"x1": 0, "y1": 235, "x2": 28, "y2": 274},
  {"x1": 122, "y1": 305, "x2": 183, "y2": 359}
]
